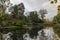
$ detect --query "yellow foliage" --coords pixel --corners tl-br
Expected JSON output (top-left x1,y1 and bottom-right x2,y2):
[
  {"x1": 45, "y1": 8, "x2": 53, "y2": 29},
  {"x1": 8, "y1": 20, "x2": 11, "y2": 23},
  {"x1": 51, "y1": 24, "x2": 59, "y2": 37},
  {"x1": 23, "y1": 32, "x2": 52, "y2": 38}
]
[
  {"x1": 54, "y1": 0, "x2": 57, "y2": 3},
  {"x1": 58, "y1": 5, "x2": 60, "y2": 14}
]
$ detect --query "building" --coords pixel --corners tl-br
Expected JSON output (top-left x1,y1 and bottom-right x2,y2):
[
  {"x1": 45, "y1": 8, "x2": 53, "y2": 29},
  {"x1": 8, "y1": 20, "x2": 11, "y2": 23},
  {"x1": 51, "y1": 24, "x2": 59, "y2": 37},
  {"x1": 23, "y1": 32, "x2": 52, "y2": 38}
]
[{"x1": 17, "y1": 3, "x2": 25, "y2": 15}]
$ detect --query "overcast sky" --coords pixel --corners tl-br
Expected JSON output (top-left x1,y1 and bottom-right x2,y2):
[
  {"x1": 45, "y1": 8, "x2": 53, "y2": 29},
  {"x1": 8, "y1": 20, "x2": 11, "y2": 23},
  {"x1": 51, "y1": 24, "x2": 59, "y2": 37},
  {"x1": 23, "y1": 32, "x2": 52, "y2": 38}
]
[{"x1": 10, "y1": 0, "x2": 60, "y2": 20}]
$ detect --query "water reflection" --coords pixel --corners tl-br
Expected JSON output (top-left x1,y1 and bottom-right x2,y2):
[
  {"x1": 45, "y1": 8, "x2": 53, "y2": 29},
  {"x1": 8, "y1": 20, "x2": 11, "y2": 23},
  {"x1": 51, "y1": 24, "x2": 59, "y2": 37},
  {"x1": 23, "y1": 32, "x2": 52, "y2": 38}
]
[
  {"x1": 1, "y1": 27, "x2": 60, "y2": 40},
  {"x1": 2, "y1": 32, "x2": 13, "y2": 40}
]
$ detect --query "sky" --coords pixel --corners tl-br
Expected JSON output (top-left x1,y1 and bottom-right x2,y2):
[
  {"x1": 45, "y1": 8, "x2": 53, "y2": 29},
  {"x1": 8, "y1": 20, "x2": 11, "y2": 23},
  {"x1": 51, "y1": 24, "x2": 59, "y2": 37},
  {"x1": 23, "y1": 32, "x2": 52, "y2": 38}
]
[{"x1": 10, "y1": 0, "x2": 60, "y2": 20}]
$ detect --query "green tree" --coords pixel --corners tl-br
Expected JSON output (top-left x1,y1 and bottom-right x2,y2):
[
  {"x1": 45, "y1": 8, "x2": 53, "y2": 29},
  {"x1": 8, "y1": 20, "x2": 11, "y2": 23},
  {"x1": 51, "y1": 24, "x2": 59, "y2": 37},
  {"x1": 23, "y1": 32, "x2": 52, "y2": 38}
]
[
  {"x1": 12, "y1": 3, "x2": 25, "y2": 20},
  {"x1": 12, "y1": 5, "x2": 18, "y2": 18},
  {"x1": 28, "y1": 11, "x2": 42, "y2": 23},
  {"x1": 53, "y1": 13, "x2": 60, "y2": 23}
]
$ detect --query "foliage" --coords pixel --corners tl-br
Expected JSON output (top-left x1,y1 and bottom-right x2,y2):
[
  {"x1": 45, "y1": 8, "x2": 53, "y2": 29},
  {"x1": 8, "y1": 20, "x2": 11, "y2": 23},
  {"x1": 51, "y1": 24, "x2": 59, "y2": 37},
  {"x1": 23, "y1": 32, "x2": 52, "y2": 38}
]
[
  {"x1": 27, "y1": 11, "x2": 44, "y2": 38},
  {"x1": 53, "y1": 13, "x2": 60, "y2": 23},
  {"x1": 53, "y1": 13, "x2": 60, "y2": 37},
  {"x1": 0, "y1": 3, "x2": 44, "y2": 39}
]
